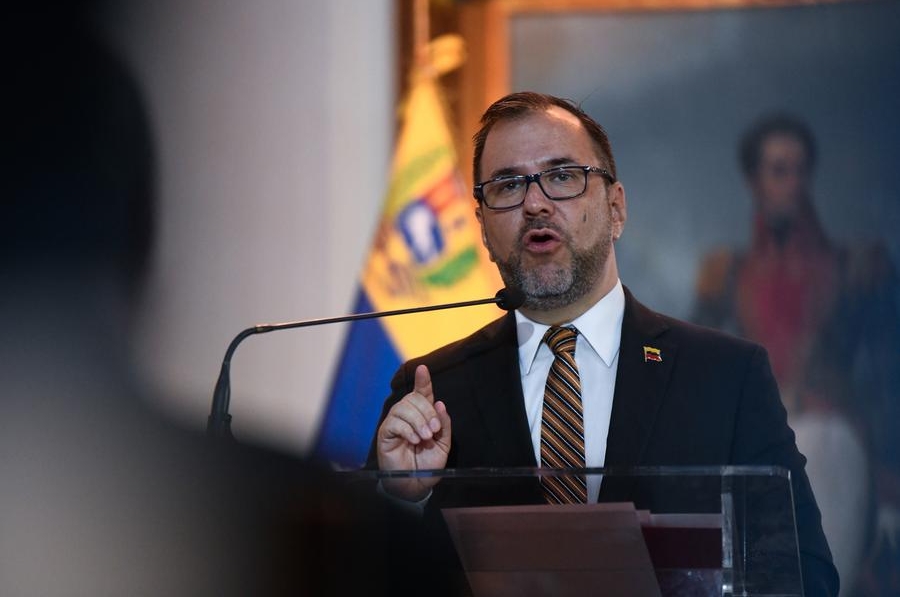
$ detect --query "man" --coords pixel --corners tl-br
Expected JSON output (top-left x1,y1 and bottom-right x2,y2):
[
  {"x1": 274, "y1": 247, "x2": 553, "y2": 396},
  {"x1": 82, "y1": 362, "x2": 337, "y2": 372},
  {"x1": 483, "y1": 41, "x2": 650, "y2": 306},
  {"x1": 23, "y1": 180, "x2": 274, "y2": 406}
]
[
  {"x1": 695, "y1": 115, "x2": 847, "y2": 409},
  {"x1": 694, "y1": 114, "x2": 900, "y2": 596},
  {"x1": 369, "y1": 92, "x2": 838, "y2": 595},
  {"x1": 0, "y1": 7, "x2": 442, "y2": 595}
]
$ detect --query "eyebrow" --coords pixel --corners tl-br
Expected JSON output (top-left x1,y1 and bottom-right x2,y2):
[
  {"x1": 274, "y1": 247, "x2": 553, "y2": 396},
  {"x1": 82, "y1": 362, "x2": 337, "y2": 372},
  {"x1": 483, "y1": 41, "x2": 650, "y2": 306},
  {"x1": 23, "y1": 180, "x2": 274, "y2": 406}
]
[{"x1": 486, "y1": 157, "x2": 578, "y2": 180}]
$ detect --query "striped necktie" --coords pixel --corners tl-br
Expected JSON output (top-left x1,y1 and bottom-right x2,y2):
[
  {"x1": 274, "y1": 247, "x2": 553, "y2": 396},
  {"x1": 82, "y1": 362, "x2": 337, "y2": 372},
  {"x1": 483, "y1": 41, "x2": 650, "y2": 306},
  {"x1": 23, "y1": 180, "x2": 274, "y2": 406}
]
[{"x1": 540, "y1": 326, "x2": 587, "y2": 504}]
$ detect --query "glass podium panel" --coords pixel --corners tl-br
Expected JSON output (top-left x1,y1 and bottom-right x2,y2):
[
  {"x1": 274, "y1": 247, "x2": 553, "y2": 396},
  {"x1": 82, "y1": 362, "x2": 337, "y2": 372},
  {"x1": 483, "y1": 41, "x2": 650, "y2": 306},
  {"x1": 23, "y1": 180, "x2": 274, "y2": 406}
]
[{"x1": 335, "y1": 466, "x2": 802, "y2": 597}]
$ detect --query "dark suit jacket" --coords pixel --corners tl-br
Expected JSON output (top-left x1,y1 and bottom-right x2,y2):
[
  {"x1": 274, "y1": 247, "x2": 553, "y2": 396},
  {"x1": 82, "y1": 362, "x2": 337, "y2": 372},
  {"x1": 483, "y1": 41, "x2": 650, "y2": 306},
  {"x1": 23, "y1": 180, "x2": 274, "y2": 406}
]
[{"x1": 369, "y1": 287, "x2": 838, "y2": 596}]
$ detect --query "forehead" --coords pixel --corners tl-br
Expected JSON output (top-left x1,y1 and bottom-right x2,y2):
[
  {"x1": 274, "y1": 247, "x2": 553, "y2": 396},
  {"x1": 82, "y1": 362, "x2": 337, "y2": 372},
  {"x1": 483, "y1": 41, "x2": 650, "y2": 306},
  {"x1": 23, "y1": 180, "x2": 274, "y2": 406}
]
[
  {"x1": 760, "y1": 133, "x2": 808, "y2": 163},
  {"x1": 480, "y1": 106, "x2": 598, "y2": 176}
]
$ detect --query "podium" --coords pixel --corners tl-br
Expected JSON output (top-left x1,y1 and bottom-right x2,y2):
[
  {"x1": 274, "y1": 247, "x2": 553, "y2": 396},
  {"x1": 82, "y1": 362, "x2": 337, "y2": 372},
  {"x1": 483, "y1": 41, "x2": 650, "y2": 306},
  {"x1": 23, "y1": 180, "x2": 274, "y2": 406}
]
[{"x1": 338, "y1": 466, "x2": 804, "y2": 596}]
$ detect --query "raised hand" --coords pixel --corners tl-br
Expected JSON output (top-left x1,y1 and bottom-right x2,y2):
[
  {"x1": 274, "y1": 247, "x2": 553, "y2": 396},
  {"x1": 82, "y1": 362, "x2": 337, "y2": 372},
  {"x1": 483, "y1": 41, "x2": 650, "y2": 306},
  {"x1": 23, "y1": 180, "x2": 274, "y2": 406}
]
[{"x1": 376, "y1": 364, "x2": 452, "y2": 501}]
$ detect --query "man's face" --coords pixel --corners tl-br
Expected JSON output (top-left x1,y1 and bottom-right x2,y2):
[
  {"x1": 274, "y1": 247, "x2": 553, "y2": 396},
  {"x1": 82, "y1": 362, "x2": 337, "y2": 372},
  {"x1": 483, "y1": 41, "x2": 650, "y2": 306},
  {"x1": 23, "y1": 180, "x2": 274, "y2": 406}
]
[
  {"x1": 751, "y1": 133, "x2": 812, "y2": 225},
  {"x1": 475, "y1": 107, "x2": 626, "y2": 318}
]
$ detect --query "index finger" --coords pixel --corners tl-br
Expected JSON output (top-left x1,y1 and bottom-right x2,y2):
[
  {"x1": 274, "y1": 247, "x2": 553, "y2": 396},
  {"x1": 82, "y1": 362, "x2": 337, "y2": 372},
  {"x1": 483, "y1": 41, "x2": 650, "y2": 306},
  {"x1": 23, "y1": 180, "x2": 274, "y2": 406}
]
[{"x1": 413, "y1": 364, "x2": 433, "y2": 404}]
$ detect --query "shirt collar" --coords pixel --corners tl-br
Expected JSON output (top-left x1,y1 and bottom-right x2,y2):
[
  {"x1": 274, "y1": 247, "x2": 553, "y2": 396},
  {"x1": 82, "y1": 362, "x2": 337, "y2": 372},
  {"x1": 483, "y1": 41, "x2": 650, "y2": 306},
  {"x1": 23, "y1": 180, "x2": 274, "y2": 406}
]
[{"x1": 516, "y1": 279, "x2": 625, "y2": 375}]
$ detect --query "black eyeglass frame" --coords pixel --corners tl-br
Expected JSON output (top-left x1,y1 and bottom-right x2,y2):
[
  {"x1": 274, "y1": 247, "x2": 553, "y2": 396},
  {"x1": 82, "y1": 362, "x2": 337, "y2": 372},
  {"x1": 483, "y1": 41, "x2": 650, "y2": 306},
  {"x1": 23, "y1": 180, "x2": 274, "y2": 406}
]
[{"x1": 473, "y1": 165, "x2": 616, "y2": 211}]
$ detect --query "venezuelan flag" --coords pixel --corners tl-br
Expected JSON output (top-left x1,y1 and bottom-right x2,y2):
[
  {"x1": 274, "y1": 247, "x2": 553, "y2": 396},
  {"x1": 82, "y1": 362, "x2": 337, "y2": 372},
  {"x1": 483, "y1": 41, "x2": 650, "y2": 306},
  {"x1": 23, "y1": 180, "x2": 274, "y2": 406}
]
[{"x1": 313, "y1": 36, "x2": 502, "y2": 468}]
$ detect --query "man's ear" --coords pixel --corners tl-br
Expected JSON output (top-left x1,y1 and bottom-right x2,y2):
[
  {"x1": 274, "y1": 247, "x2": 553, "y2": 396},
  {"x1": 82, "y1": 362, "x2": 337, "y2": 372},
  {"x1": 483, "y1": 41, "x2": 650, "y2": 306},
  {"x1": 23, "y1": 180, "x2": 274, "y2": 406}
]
[
  {"x1": 474, "y1": 204, "x2": 484, "y2": 239},
  {"x1": 609, "y1": 182, "x2": 627, "y2": 240},
  {"x1": 474, "y1": 204, "x2": 495, "y2": 262}
]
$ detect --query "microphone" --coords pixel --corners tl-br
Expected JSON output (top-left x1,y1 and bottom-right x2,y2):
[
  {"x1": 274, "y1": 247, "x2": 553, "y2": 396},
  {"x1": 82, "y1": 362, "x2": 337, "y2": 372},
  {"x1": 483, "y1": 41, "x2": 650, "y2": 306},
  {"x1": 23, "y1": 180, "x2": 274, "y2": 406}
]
[{"x1": 207, "y1": 287, "x2": 524, "y2": 439}]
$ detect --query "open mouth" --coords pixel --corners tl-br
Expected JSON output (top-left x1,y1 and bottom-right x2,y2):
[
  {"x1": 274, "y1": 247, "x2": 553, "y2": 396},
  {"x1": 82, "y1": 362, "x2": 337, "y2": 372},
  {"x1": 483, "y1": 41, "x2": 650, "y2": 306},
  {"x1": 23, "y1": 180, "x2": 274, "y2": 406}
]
[{"x1": 522, "y1": 228, "x2": 562, "y2": 253}]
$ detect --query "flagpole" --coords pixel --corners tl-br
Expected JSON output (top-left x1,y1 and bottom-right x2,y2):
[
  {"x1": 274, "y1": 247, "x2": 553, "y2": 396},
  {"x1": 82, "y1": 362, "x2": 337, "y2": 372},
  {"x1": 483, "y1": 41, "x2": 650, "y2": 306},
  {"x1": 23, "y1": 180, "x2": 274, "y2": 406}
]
[{"x1": 413, "y1": 0, "x2": 430, "y2": 71}]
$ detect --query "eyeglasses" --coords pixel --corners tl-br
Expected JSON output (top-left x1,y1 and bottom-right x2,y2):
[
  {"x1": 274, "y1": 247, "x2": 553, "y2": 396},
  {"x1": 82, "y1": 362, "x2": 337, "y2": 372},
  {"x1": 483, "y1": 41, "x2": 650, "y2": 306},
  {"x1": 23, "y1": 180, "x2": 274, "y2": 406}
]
[{"x1": 474, "y1": 165, "x2": 615, "y2": 211}]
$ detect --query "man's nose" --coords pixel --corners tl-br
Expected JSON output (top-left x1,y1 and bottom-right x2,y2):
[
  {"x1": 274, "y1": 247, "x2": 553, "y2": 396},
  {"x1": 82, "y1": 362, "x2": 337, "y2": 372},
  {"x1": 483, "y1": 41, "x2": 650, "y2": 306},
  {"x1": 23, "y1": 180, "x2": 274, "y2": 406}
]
[{"x1": 522, "y1": 179, "x2": 554, "y2": 217}]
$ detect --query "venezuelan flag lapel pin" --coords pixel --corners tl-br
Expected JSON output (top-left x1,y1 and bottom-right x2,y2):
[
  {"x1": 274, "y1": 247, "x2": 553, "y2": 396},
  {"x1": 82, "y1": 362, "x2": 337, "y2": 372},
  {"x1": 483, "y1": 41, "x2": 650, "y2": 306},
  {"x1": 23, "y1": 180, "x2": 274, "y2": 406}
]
[{"x1": 643, "y1": 346, "x2": 662, "y2": 363}]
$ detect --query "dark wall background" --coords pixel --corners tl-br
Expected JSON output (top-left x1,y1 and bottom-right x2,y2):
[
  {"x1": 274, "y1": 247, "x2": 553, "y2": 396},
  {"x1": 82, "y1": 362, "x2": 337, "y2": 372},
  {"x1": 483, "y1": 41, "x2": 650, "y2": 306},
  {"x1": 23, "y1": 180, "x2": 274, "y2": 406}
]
[{"x1": 512, "y1": 0, "x2": 900, "y2": 318}]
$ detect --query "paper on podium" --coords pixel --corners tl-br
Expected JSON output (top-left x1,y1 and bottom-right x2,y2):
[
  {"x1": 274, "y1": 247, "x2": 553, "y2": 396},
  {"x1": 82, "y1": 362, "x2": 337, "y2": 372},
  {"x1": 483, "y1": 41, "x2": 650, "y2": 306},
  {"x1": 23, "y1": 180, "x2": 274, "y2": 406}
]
[{"x1": 441, "y1": 502, "x2": 661, "y2": 597}]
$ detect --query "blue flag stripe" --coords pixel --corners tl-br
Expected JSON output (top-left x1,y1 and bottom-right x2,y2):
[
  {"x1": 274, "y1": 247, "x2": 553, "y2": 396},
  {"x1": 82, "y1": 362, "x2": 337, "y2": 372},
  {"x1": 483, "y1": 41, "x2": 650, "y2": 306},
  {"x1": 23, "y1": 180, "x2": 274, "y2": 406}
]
[{"x1": 312, "y1": 288, "x2": 401, "y2": 467}]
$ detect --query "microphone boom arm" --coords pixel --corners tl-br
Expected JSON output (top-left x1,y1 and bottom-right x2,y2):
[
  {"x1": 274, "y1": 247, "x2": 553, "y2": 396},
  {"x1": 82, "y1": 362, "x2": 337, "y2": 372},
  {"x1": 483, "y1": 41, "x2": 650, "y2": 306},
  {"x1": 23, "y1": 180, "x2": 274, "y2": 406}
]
[{"x1": 207, "y1": 288, "x2": 522, "y2": 439}]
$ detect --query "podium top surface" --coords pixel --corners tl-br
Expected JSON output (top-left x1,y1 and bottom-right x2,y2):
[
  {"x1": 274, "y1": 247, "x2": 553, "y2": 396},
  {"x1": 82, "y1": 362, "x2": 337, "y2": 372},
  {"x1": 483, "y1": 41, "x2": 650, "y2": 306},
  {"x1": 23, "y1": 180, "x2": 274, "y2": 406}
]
[{"x1": 337, "y1": 464, "x2": 790, "y2": 480}]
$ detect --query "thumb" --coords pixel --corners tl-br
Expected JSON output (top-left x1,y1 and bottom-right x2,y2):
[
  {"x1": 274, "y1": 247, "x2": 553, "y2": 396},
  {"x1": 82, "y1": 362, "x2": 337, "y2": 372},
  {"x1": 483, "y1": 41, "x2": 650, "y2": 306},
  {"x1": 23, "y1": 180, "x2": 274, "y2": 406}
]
[{"x1": 413, "y1": 364, "x2": 434, "y2": 403}]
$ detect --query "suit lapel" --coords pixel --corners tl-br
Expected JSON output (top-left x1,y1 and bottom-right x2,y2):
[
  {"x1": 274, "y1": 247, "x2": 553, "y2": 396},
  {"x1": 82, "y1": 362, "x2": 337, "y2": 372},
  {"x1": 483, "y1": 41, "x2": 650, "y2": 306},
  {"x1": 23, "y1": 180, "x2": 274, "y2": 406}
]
[
  {"x1": 604, "y1": 287, "x2": 677, "y2": 468},
  {"x1": 460, "y1": 312, "x2": 536, "y2": 466}
]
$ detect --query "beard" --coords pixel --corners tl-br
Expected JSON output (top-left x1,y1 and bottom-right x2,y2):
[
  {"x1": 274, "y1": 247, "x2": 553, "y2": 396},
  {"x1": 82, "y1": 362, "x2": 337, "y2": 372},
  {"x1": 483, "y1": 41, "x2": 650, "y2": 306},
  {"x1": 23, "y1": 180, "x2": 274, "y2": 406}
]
[{"x1": 489, "y1": 215, "x2": 613, "y2": 312}]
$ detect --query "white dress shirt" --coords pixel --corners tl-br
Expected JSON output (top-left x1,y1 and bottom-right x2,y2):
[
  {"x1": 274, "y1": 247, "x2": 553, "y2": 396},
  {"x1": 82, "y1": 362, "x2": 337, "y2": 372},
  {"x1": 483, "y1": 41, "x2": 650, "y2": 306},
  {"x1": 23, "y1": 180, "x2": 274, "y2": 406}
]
[{"x1": 516, "y1": 280, "x2": 625, "y2": 502}]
